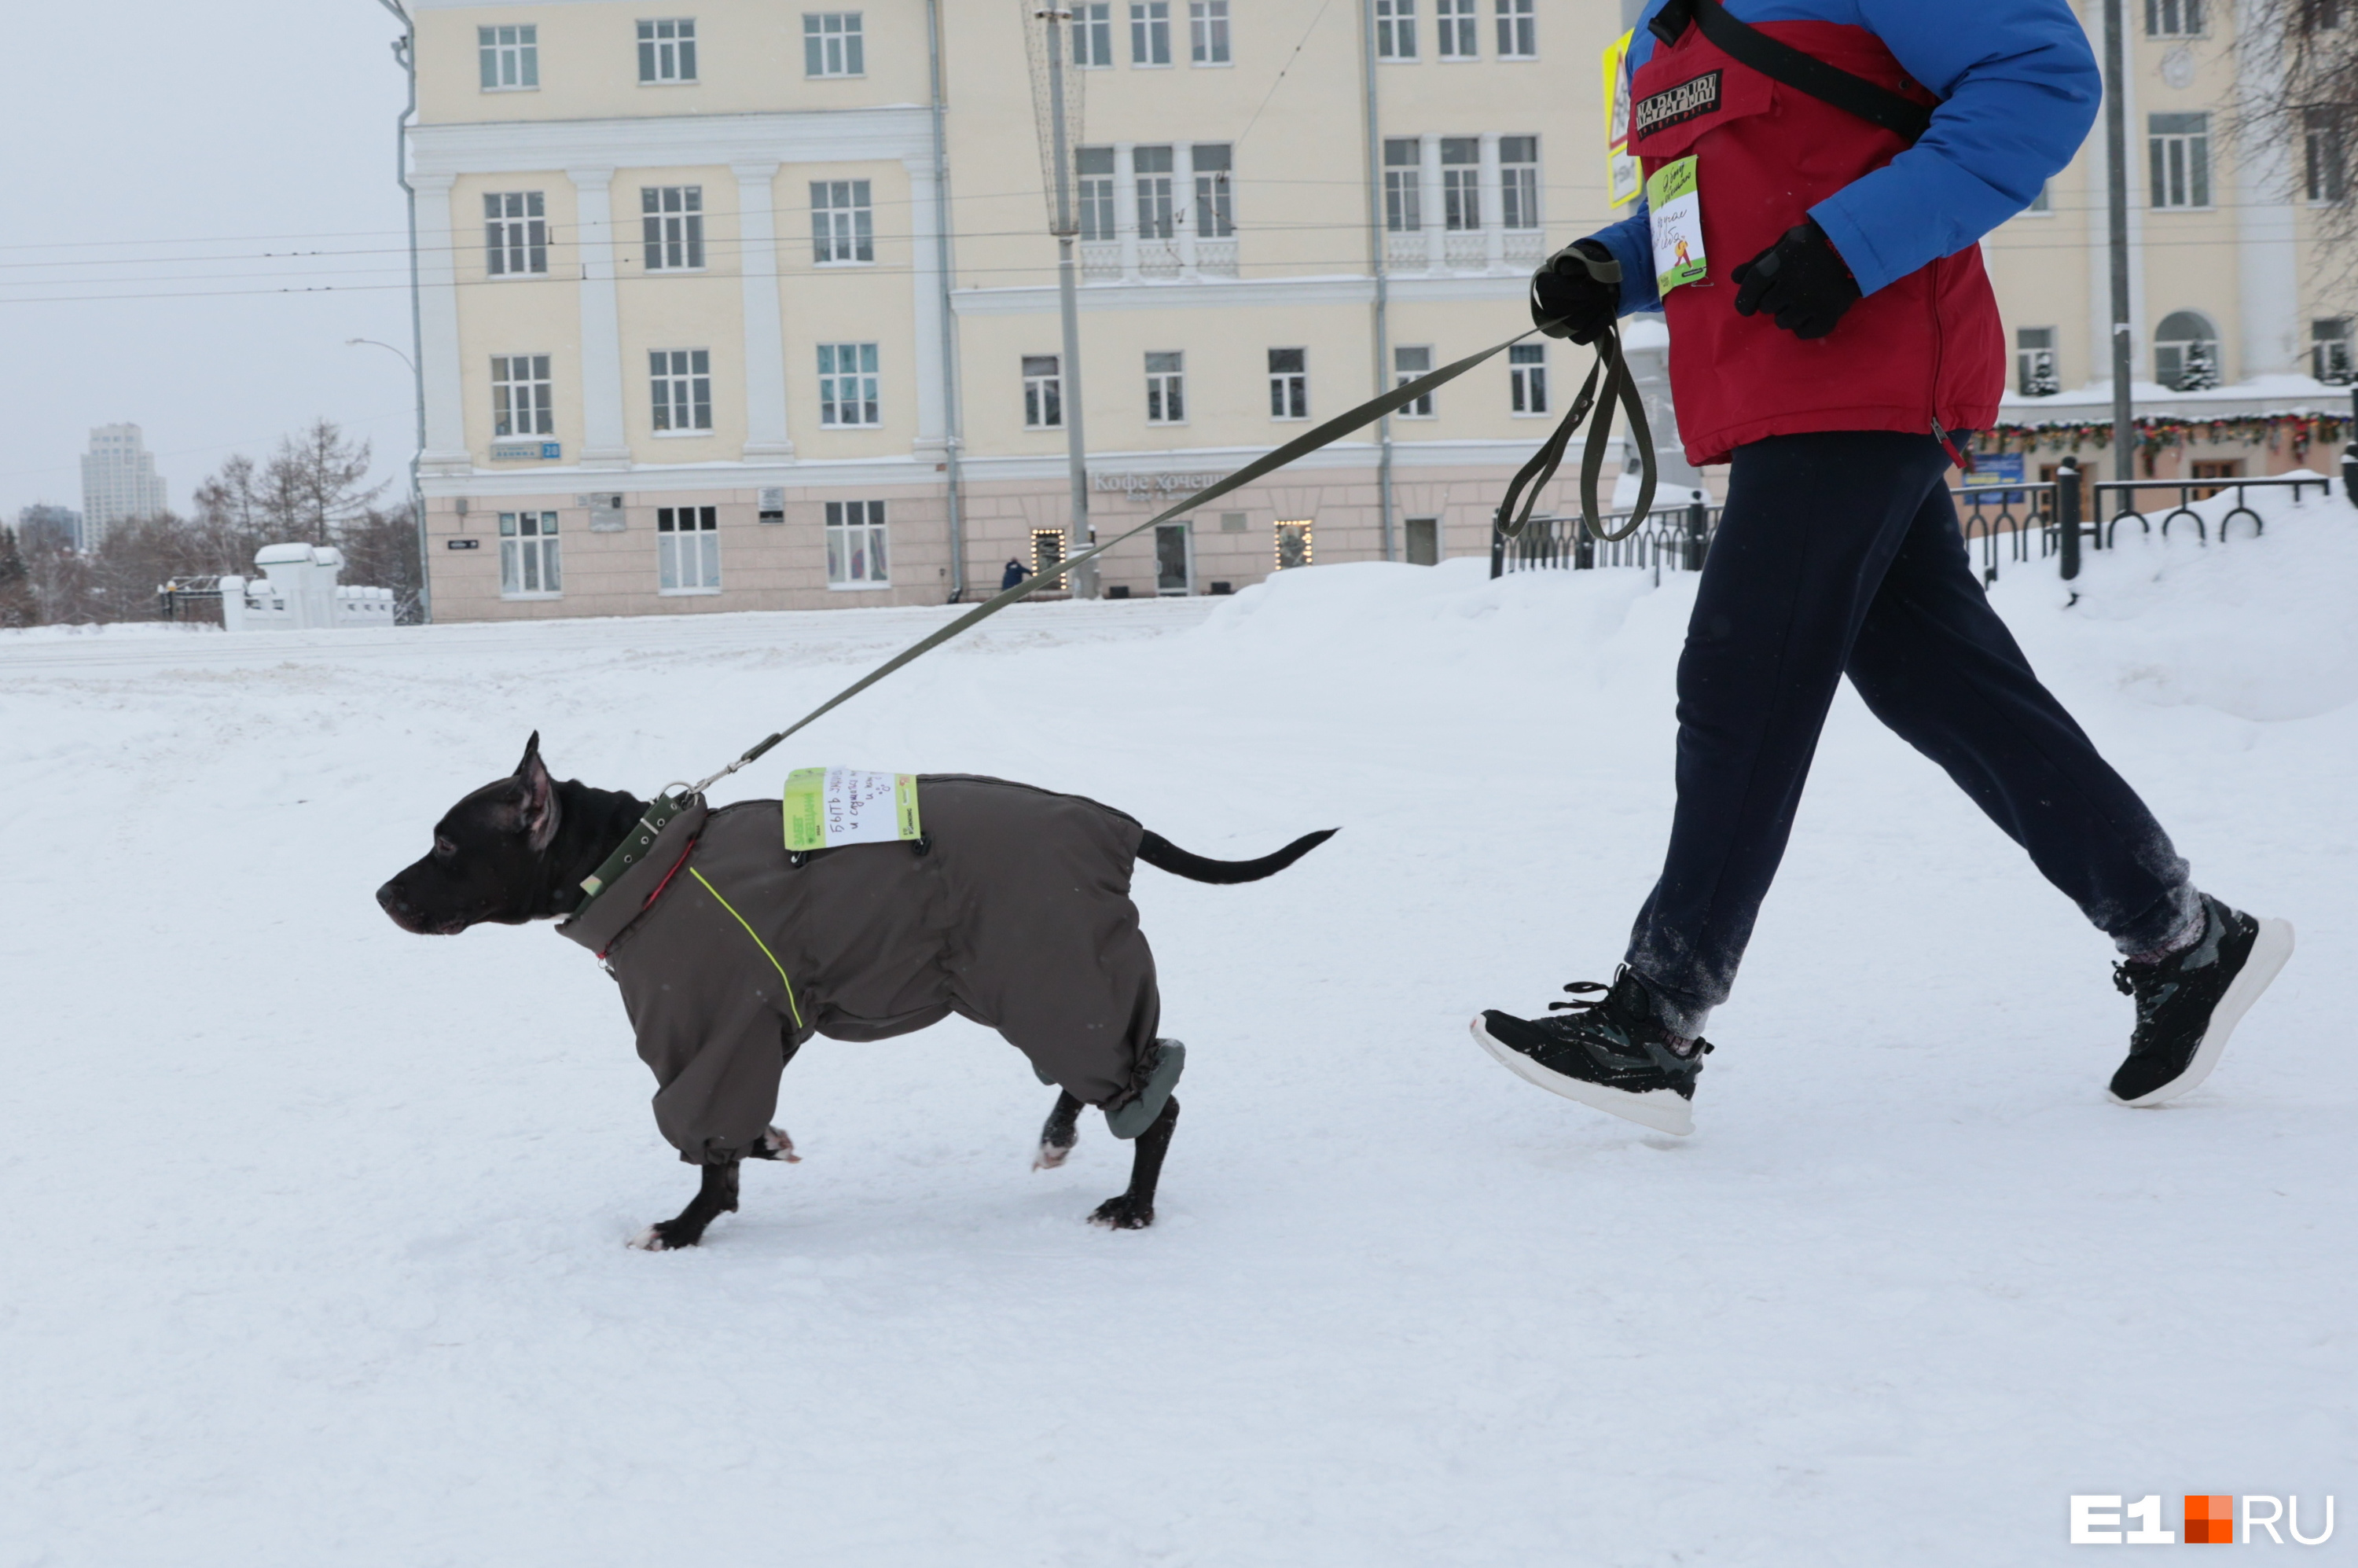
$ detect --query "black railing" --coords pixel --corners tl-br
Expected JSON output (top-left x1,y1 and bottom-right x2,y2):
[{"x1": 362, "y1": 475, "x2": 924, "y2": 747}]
[
  {"x1": 1490, "y1": 500, "x2": 1721, "y2": 579},
  {"x1": 2090, "y1": 476, "x2": 2330, "y2": 546},
  {"x1": 1951, "y1": 479, "x2": 2062, "y2": 585}
]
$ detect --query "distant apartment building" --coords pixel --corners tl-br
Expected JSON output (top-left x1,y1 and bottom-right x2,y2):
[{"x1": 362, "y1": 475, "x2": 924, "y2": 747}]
[
  {"x1": 79, "y1": 424, "x2": 170, "y2": 548},
  {"x1": 15, "y1": 504, "x2": 84, "y2": 553},
  {"x1": 402, "y1": 0, "x2": 2351, "y2": 622}
]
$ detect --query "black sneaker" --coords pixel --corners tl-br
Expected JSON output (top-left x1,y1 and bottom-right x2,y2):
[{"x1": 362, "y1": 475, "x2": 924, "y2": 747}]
[
  {"x1": 2110, "y1": 894, "x2": 2294, "y2": 1107},
  {"x1": 1470, "y1": 968, "x2": 1712, "y2": 1135}
]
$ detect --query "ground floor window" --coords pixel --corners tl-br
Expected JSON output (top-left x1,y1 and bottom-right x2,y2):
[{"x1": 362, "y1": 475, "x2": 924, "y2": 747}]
[
  {"x1": 1155, "y1": 521, "x2": 1191, "y2": 593},
  {"x1": 498, "y1": 511, "x2": 561, "y2": 597},
  {"x1": 657, "y1": 505, "x2": 719, "y2": 592},
  {"x1": 2314, "y1": 317, "x2": 2354, "y2": 384},
  {"x1": 1030, "y1": 527, "x2": 1067, "y2": 582},
  {"x1": 827, "y1": 500, "x2": 888, "y2": 586},
  {"x1": 1405, "y1": 516, "x2": 1439, "y2": 564},
  {"x1": 1274, "y1": 519, "x2": 1313, "y2": 569}
]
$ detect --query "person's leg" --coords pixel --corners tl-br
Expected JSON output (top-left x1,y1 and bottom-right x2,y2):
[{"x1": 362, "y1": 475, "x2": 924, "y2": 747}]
[
  {"x1": 1841, "y1": 482, "x2": 2198, "y2": 954},
  {"x1": 1624, "y1": 431, "x2": 1955, "y2": 1037}
]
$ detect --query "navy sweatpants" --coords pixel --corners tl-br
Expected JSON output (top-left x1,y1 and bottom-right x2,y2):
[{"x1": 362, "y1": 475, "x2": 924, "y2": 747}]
[{"x1": 1625, "y1": 431, "x2": 2198, "y2": 1037}]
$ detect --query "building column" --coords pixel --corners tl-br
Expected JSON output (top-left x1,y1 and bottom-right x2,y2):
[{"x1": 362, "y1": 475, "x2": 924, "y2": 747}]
[
  {"x1": 733, "y1": 161, "x2": 795, "y2": 461},
  {"x1": 1420, "y1": 134, "x2": 1445, "y2": 273},
  {"x1": 568, "y1": 166, "x2": 632, "y2": 470},
  {"x1": 904, "y1": 157, "x2": 949, "y2": 458},
  {"x1": 1478, "y1": 131, "x2": 1506, "y2": 270},
  {"x1": 412, "y1": 174, "x2": 471, "y2": 475},
  {"x1": 1114, "y1": 142, "x2": 1140, "y2": 281}
]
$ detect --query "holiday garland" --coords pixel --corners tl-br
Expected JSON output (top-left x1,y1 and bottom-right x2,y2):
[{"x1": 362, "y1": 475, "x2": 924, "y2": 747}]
[{"x1": 1984, "y1": 409, "x2": 2352, "y2": 475}]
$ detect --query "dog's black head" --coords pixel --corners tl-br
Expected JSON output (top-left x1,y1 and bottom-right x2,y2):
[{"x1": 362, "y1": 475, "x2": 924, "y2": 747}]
[{"x1": 377, "y1": 733, "x2": 570, "y2": 935}]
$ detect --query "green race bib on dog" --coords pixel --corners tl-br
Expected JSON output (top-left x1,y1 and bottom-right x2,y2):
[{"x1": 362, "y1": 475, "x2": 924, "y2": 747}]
[{"x1": 783, "y1": 768, "x2": 922, "y2": 852}]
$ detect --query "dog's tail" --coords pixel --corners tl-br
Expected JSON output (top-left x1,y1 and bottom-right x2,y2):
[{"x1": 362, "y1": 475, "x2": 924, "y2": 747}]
[{"x1": 1136, "y1": 827, "x2": 1337, "y2": 885}]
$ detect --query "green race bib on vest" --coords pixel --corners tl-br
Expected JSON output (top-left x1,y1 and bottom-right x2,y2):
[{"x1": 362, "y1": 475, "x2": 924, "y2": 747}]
[
  {"x1": 1647, "y1": 156, "x2": 1706, "y2": 293},
  {"x1": 783, "y1": 768, "x2": 923, "y2": 853}
]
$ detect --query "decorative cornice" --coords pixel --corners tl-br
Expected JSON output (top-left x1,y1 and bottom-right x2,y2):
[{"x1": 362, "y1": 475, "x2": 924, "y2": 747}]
[{"x1": 409, "y1": 107, "x2": 934, "y2": 177}]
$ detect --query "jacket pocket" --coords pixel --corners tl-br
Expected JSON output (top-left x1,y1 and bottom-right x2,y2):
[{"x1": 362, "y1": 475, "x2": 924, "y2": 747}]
[{"x1": 1629, "y1": 42, "x2": 1774, "y2": 161}]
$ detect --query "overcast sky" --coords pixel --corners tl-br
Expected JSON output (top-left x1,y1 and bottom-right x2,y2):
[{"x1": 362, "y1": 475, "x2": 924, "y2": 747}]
[{"x1": 0, "y1": 2, "x2": 417, "y2": 525}]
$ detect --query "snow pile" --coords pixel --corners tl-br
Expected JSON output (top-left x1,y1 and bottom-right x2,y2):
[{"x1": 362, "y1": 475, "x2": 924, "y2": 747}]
[{"x1": 1, "y1": 504, "x2": 2350, "y2": 1566}]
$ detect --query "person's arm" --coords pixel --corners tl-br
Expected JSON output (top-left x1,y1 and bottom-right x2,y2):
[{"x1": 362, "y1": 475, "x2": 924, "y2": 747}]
[
  {"x1": 1585, "y1": 200, "x2": 1663, "y2": 317},
  {"x1": 1807, "y1": 0, "x2": 2099, "y2": 295}
]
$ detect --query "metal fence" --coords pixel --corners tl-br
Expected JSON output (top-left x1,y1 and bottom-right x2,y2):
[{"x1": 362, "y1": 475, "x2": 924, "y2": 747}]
[{"x1": 1490, "y1": 500, "x2": 1721, "y2": 580}]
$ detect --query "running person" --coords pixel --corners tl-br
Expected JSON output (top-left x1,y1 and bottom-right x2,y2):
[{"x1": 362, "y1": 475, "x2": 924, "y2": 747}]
[{"x1": 1471, "y1": 0, "x2": 2293, "y2": 1134}]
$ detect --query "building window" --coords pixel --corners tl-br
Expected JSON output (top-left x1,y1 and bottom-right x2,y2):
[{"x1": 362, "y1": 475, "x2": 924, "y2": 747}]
[
  {"x1": 1077, "y1": 147, "x2": 1117, "y2": 239},
  {"x1": 826, "y1": 500, "x2": 889, "y2": 586},
  {"x1": 2307, "y1": 108, "x2": 2349, "y2": 203},
  {"x1": 498, "y1": 511, "x2": 561, "y2": 597},
  {"x1": 803, "y1": 13, "x2": 864, "y2": 76},
  {"x1": 484, "y1": 192, "x2": 547, "y2": 277},
  {"x1": 650, "y1": 349, "x2": 712, "y2": 432},
  {"x1": 1437, "y1": 0, "x2": 1479, "y2": 58},
  {"x1": 1376, "y1": 0, "x2": 1418, "y2": 59},
  {"x1": 1395, "y1": 345, "x2": 1434, "y2": 416},
  {"x1": 818, "y1": 342, "x2": 880, "y2": 427},
  {"x1": 1500, "y1": 135, "x2": 1540, "y2": 229},
  {"x1": 2148, "y1": 113, "x2": 2210, "y2": 208},
  {"x1": 1510, "y1": 343, "x2": 1548, "y2": 413},
  {"x1": 1495, "y1": 0, "x2": 1536, "y2": 57},
  {"x1": 656, "y1": 507, "x2": 721, "y2": 593},
  {"x1": 1146, "y1": 351, "x2": 1186, "y2": 423},
  {"x1": 811, "y1": 180, "x2": 874, "y2": 263},
  {"x1": 1269, "y1": 347, "x2": 1308, "y2": 419},
  {"x1": 2016, "y1": 327, "x2": 2060, "y2": 395},
  {"x1": 1192, "y1": 143, "x2": 1235, "y2": 237},
  {"x1": 2027, "y1": 181, "x2": 2053, "y2": 213},
  {"x1": 642, "y1": 186, "x2": 705, "y2": 270},
  {"x1": 491, "y1": 355, "x2": 553, "y2": 437},
  {"x1": 1441, "y1": 137, "x2": 1481, "y2": 230},
  {"x1": 1191, "y1": 0, "x2": 1230, "y2": 62},
  {"x1": 1384, "y1": 138, "x2": 1423, "y2": 230},
  {"x1": 637, "y1": 19, "x2": 697, "y2": 83},
  {"x1": 479, "y1": 24, "x2": 538, "y2": 90},
  {"x1": 1274, "y1": 520, "x2": 1313, "y2": 569},
  {"x1": 2153, "y1": 310, "x2": 2219, "y2": 390},
  {"x1": 2146, "y1": 0, "x2": 2204, "y2": 35},
  {"x1": 2313, "y1": 318, "x2": 2354, "y2": 383},
  {"x1": 1135, "y1": 145, "x2": 1177, "y2": 239},
  {"x1": 1023, "y1": 354, "x2": 1063, "y2": 428},
  {"x1": 1405, "y1": 516, "x2": 1440, "y2": 564},
  {"x1": 1132, "y1": 2, "x2": 1172, "y2": 64},
  {"x1": 1074, "y1": 2, "x2": 1115, "y2": 66}
]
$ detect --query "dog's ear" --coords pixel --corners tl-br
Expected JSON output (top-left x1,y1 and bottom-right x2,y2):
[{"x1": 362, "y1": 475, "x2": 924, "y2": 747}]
[{"x1": 516, "y1": 734, "x2": 561, "y2": 853}]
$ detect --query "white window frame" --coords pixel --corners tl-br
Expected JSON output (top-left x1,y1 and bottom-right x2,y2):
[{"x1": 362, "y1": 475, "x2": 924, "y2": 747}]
[
  {"x1": 484, "y1": 192, "x2": 548, "y2": 277},
  {"x1": 803, "y1": 12, "x2": 865, "y2": 77},
  {"x1": 811, "y1": 179, "x2": 875, "y2": 264},
  {"x1": 1441, "y1": 138, "x2": 1482, "y2": 230},
  {"x1": 1135, "y1": 145, "x2": 1176, "y2": 239},
  {"x1": 2145, "y1": 0, "x2": 2205, "y2": 35},
  {"x1": 1500, "y1": 136, "x2": 1541, "y2": 230},
  {"x1": 491, "y1": 354, "x2": 553, "y2": 438},
  {"x1": 2147, "y1": 113, "x2": 2211, "y2": 209},
  {"x1": 641, "y1": 185, "x2": 706, "y2": 270},
  {"x1": 498, "y1": 511, "x2": 562, "y2": 598},
  {"x1": 2026, "y1": 181, "x2": 2054, "y2": 214},
  {"x1": 1131, "y1": 2, "x2": 1172, "y2": 65},
  {"x1": 1494, "y1": 0, "x2": 1536, "y2": 58},
  {"x1": 1023, "y1": 354, "x2": 1063, "y2": 428},
  {"x1": 2306, "y1": 109, "x2": 2348, "y2": 204},
  {"x1": 2153, "y1": 311, "x2": 2219, "y2": 390},
  {"x1": 818, "y1": 342, "x2": 881, "y2": 428},
  {"x1": 657, "y1": 506, "x2": 721, "y2": 594},
  {"x1": 1394, "y1": 345, "x2": 1434, "y2": 417},
  {"x1": 2312, "y1": 318, "x2": 2354, "y2": 384},
  {"x1": 1146, "y1": 351, "x2": 1187, "y2": 424},
  {"x1": 1077, "y1": 147, "x2": 1117, "y2": 239},
  {"x1": 1269, "y1": 347, "x2": 1308, "y2": 420},
  {"x1": 479, "y1": 24, "x2": 539, "y2": 90},
  {"x1": 637, "y1": 18, "x2": 698, "y2": 83},
  {"x1": 650, "y1": 349, "x2": 712, "y2": 434},
  {"x1": 1510, "y1": 343, "x2": 1548, "y2": 415},
  {"x1": 1074, "y1": 2, "x2": 1115, "y2": 66},
  {"x1": 825, "y1": 499, "x2": 890, "y2": 589},
  {"x1": 1190, "y1": 0, "x2": 1230, "y2": 64},
  {"x1": 1383, "y1": 138, "x2": 1423, "y2": 230},
  {"x1": 1376, "y1": 0, "x2": 1417, "y2": 60},
  {"x1": 1192, "y1": 143, "x2": 1235, "y2": 237},
  {"x1": 1436, "y1": 0, "x2": 1479, "y2": 60},
  {"x1": 2016, "y1": 327, "x2": 2059, "y2": 396}
]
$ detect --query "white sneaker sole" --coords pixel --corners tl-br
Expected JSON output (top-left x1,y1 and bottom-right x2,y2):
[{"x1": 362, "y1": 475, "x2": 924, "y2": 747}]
[
  {"x1": 2113, "y1": 917, "x2": 2295, "y2": 1107},
  {"x1": 1467, "y1": 1015, "x2": 1696, "y2": 1136}
]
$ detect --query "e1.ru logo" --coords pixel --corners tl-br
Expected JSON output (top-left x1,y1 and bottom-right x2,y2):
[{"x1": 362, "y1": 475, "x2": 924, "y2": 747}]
[{"x1": 2070, "y1": 1494, "x2": 2335, "y2": 1544}]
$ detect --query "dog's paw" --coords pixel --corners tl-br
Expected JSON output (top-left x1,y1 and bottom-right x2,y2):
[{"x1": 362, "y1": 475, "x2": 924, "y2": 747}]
[
  {"x1": 629, "y1": 1221, "x2": 697, "y2": 1251},
  {"x1": 758, "y1": 1126, "x2": 801, "y2": 1162},
  {"x1": 1087, "y1": 1195, "x2": 1154, "y2": 1230},
  {"x1": 1033, "y1": 1137, "x2": 1076, "y2": 1172}
]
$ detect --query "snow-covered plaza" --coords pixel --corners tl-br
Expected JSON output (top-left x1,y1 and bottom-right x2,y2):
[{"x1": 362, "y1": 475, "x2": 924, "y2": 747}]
[{"x1": 3, "y1": 488, "x2": 2351, "y2": 1565}]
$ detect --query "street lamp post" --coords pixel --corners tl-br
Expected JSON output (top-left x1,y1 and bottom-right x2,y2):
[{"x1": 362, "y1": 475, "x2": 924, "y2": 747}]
[
  {"x1": 1027, "y1": 6, "x2": 1096, "y2": 597},
  {"x1": 348, "y1": 336, "x2": 426, "y2": 621}
]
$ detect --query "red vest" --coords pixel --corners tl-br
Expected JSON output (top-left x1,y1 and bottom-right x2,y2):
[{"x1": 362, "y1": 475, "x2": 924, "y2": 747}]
[{"x1": 1629, "y1": 21, "x2": 2004, "y2": 465}]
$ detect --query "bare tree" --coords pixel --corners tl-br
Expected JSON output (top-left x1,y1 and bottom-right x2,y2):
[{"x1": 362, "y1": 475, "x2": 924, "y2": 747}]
[
  {"x1": 2238, "y1": 0, "x2": 2358, "y2": 287},
  {"x1": 262, "y1": 418, "x2": 389, "y2": 546}
]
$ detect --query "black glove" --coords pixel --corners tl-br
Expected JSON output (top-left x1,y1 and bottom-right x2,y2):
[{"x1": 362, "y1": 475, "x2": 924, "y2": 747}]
[
  {"x1": 1731, "y1": 220, "x2": 1861, "y2": 340},
  {"x1": 1530, "y1": 240, "x2": 1622, "y2": 345}
]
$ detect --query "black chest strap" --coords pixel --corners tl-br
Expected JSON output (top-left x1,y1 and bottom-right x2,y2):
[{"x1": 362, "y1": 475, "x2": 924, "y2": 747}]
[{"x1": 1649, "y1": 0, "x2": 1933, "y2": 145}]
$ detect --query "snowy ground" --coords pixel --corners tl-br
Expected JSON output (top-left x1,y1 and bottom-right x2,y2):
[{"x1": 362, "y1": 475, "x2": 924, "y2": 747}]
[{"x1": 5, "y1": 488, "x2": 2352, "y2": 1566}]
